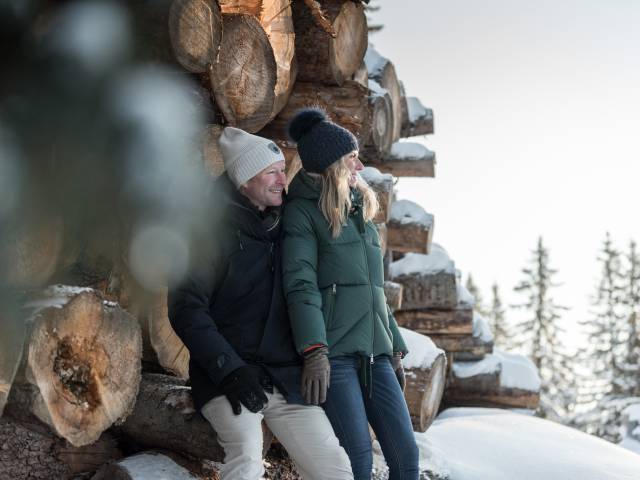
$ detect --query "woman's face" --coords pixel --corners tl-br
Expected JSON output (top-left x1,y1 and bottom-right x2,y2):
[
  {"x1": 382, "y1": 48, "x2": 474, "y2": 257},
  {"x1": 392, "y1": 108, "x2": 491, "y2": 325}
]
[{"x1": 344, "y1": 151, "x2": 364, "y2": 187}]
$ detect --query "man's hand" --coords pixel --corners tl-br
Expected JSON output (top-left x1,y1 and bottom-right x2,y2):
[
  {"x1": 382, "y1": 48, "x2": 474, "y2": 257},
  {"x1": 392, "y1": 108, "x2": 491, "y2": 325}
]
[
  {"x1": 391, "y1": 352, "x2": 406, "y2": 392},
  {"x1": 219, "y1": 366, "x2": 268, "y2": 415},
  {"x1": 302, "y1": 346, "x2": 330, "y2": 405}
]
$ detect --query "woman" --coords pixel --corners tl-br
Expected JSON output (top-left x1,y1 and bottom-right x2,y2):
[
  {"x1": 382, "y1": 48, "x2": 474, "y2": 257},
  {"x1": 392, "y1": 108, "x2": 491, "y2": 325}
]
[{"x1": 282, "y1": 108, "x2": 419, "y2": 480}]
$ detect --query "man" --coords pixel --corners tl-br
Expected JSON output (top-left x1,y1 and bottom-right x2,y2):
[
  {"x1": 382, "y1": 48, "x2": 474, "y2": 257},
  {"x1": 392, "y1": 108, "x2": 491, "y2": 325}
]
[{"x1": 168, "y1": 127, "x2": 353, "y2": 480}]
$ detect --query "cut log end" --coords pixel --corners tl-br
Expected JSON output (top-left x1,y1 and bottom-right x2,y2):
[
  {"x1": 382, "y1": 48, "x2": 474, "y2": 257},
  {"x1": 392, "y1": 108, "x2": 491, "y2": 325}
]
[
  {"x1": 25, "y1": 289, "x2": 142, "y2": 446},
  {"x1": 405, "y1": 352, "x2": 447, "y2": 432}
]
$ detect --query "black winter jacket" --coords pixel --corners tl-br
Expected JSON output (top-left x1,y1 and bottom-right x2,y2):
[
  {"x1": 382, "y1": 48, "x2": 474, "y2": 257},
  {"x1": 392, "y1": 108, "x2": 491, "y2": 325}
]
[{"x1": 168, "y1": 174, "x2": 303, "y2": 411}]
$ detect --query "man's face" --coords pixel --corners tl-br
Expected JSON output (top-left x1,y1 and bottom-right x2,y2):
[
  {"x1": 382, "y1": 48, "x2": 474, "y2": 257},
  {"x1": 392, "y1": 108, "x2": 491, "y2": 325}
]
[{"x1": 241, "y1": 160, "x2": 286, "y2": 210}]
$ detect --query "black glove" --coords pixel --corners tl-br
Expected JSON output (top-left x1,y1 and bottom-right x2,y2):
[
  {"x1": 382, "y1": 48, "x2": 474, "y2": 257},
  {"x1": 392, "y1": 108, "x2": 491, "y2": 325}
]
[
  {"x1": 302, "y1": 346, "x2": 330, "y2": 405},
  {"x1": 219, "y1": 366, "x2": 268, "y2": 415},
  {"x1": 391, "y1": 352, "x2": 406, "y2": 392}
]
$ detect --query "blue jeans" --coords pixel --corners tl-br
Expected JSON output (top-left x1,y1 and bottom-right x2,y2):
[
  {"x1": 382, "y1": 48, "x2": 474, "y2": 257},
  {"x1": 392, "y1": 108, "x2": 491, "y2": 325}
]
[{"x1": 323, "y1": 355, "x2": 419, "y2": 480}]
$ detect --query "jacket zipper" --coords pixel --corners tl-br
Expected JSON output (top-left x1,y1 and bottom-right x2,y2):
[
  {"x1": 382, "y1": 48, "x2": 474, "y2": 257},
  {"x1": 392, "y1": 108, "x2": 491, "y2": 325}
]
[
  {"x1": 357, "y1": 219, "x2": 376, "y2": 363},
  {"x1": 326, "y1": 283, "x2": 336, "y2": 330}
]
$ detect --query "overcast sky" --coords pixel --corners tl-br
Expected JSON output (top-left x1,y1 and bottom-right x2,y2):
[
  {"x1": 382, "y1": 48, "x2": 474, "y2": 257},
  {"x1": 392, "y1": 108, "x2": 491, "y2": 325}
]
[{"x1": 370, "y1": 0, "x2": 640, "y2": 343}]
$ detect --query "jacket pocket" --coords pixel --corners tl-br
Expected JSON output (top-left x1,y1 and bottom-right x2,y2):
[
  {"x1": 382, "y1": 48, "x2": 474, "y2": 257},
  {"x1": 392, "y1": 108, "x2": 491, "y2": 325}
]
[{"x1": 325, "y1": 284, "x2": 337, "y2": 331}]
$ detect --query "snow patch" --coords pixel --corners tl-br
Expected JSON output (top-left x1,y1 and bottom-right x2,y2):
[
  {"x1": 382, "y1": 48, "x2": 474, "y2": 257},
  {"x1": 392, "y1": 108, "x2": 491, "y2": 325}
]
[
  {"x1": 118, "y1": 453, "x2": 197, "y2": 479},
  {"x1": 495, "y1": 349, "x2": 541, "y2": 391},
  {"x1": 360, "y1": 166, "x2": 394, "y2": 190},
  {"x1": 452, "y1": 349, "x2": 540, "y2": 392},
  {"x1": 389, "y1": 245, "x2": 454, "y2": 278},
  {"x1": 368, "y1": 79, "x2": 387, "y2": 97},
  {"x1": 400, "y1": 327, "x2": 443, "y2": 369},
  {"x1": 407, "y1": 97, "x2": 431, "y2": 122},
  {"x1": 390, "y1": 199, "x2": 433, "y2": 226},
  {"x1": 25, "y1": 285, "x2": 94, "y2": 312},
  {"x1": 364, "y1": 44, "x2": 386, "y2": 78},
  {"x1": 473, "y1": 312, "x2": 494, "y2": 342},
  {"x1": 457, "y1": 283, "x2": 475, "y2": 308},
  {"x1": 453, "y1": 355, "x2": 501, "y2": 379},
  {"x1": 389, "y1": 142, "x2": 433, "y2": 161},
  {"x1": 417, "y1": 407, "x2": 640, "y2": 480}
]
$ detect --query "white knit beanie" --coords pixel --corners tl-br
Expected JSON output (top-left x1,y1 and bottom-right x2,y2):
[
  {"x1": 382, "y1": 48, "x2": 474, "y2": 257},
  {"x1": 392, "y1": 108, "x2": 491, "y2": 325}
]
[{"x1": 219, "y1": 127, "x2": 285, "y2": 188}]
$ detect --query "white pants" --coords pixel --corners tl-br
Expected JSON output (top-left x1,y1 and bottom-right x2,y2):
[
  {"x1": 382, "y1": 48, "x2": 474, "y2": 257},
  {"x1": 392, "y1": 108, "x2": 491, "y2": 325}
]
[{"x1": 201, "y1": 388, "x2": 353, "y2": 480}]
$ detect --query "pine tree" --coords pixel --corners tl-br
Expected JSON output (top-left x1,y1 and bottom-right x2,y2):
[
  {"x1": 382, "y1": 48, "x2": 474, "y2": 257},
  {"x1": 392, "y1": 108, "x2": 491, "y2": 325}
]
[
  {"x1": 512, "y1": 236, "x2": 574, "y2": 420},
  {"x1": 619, "y1": 239, "x2": 640, "y2": 397},
  {"x1": 465, "y1": 273, "x2": 488, "y2": 317},
  {"x1": 575, "y1": 233, "x2": 628, "y2": 440},
  {"x1": 488, "y1": 282, "x2": 510, "y2": 349}
]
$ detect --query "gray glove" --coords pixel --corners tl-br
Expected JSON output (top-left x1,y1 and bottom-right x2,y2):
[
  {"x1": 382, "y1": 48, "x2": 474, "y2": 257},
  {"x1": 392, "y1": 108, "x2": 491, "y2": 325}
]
[
  {"x1": 391, "y1": 352, "x2": 406, "y2": 392},
  {"x1": 301, "y1": 346, "x2": 330, "y2": 405}
]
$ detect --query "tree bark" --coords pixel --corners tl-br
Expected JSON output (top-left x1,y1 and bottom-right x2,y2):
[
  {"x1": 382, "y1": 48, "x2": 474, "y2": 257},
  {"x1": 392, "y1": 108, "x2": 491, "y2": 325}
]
[
  {"x1": 209, "y1": 13, "x2": 278, "y2": 133},
  {"x1": 360, "y1": 167, "x2": 394, "y2": 225},
  {"x1": 259, "y1": 80, "x2": 371, "y2": 147},
  {"x1": 394, "y1": 308, "x2": 474, "y2": 335},
  {"x1": 9, "y1": 287, "x2": 142, "y2": 447},
  {"x1": 429, "y1": 333, "x2": 494, "y2": 361},
  {"x1": 117, "y1": 374, "x2": 274, "y2": 462},
  {"x1": 378, "y1": 142, "x2": 436, "y2": 178},
  {"x1": 401, "y1": 97, "x2": 434, "y2": 138},
  {"x1": 169, "y1": 0, "x2": 223, "y2": 73},
  {"x1": 390, "y1": 269, "x2": 457, "y2": 311},
  {"x1": 366, "y1": 50, "x2": 402, "y2": 143},
  {"x1": 0, "y1": 416, "x2": 123, "y2": 480},
  {"x1": 127, "y1": 0, "x2": 222, "y2": 71},
  {"x1": 387, "y1": 217, "x2": 434, "y2": 255},
  {"x1": 360, "y1": 84, "x2": 394, "y2": 161},
  {"x1": 292, "y1": 0, "x2": 367, "y2": 86},
  {"x1": 218, "y1": 0, "x2": 297, "y2": 117},
  {"x1": 383, "y1": 281, "x2": 403, "y2": 312},
  {"x1": 404, "y1": 351, "x2": 447, "y2": 432}
]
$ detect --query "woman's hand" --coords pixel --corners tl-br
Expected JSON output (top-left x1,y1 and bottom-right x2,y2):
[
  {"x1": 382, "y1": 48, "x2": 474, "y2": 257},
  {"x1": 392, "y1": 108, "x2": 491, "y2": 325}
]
[{"x1": 301, "y1": 346, "x2": 331, "y2": 404}]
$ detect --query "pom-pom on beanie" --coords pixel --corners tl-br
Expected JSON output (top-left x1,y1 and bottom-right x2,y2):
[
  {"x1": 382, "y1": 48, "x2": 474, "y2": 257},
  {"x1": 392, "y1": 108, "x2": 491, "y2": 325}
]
[
  {"x1": 287, "y1": 107, "x2": 358, "y2": 174},
  {"x1": 219, "y1": 127, "x2": 285, "y2": 188}
]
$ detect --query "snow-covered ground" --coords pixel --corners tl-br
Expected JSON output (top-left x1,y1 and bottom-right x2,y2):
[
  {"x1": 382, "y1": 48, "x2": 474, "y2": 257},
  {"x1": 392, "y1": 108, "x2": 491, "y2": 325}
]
[{"x1": 375, "y1": 407, "x2": 640, "y2": 479}]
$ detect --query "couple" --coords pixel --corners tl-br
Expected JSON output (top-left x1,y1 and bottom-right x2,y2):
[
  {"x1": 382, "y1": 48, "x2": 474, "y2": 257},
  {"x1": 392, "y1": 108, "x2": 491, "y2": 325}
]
[{"x1": 169, "y1": 108, "x2": 419, "y2": 479}]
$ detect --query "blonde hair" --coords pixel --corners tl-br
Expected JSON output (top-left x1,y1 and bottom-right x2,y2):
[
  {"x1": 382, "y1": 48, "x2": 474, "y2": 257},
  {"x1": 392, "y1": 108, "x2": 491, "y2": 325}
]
[{"x1": 310, "y1": 153, "x2": 379, "y2": 238}]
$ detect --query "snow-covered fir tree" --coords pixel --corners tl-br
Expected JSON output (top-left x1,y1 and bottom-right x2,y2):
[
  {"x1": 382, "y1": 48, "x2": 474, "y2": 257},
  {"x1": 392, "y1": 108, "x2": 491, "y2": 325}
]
[
  {"x1": 465, "y1": 273, "x2": 488, "y2": 317},
  {"x1": 574, "y1": 233, "x2": 630, "y2": 441},
  {"x1": 488, "y1": 282, "x2": 511, "y2": 349},
  {"x1": 512, "y1": 237, "x2": 574, "y2": 420},
  {"x1": 619, "y1": 239, "x2": 640, "y2": 397}
]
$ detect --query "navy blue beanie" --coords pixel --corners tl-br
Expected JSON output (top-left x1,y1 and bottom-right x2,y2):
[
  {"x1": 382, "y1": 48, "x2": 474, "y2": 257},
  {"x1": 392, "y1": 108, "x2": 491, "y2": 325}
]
[{"x1": 287, "y1": 108, "x2": 359, "y2": 174}]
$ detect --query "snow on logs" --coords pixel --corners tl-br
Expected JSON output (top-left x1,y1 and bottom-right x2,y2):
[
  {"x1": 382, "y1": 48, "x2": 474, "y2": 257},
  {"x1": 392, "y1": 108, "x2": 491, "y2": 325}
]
[
  {"x1": 401, "y1": 327, "x2": 447, "y2": 432},
  {"x1": 7, "y1": 286, "x2": 142, "y2": 447},
  {"x1": 401, "y1": 97, "x2": 435, "y2": 138},
  {"x1": 430, "y1": 311, "x2": 495, "y2": 362},
  {"x1": 443, "y1": 350, "x2": 541, "y2": 410},
  {"x1": 365, "y1": 45, "x2": 403, "y2": 143},
  {"x1": 387, "y1": 200, "x2": 434, "y2": 254},
  {"x1": 292, "y1": 0, "x2": 367, "y2": 86},
  {"x1": 360, "y1": 166, "x2": 394, "y2": 223},
  {"x1": 377, "y1": 142, "x2": 436, "y2": 178}
]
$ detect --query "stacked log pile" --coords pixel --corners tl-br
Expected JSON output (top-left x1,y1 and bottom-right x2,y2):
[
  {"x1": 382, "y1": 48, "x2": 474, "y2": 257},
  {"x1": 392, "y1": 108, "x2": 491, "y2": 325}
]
[{"x1": 1, "y1": 1, "x2": 540, "y2": 478}]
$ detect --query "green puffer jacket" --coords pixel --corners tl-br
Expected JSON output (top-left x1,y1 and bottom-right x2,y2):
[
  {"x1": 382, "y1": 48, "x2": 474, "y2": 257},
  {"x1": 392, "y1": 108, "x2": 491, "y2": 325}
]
[{"x1": 282, "y1": 170, "x2": 408, "y2": 360}]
